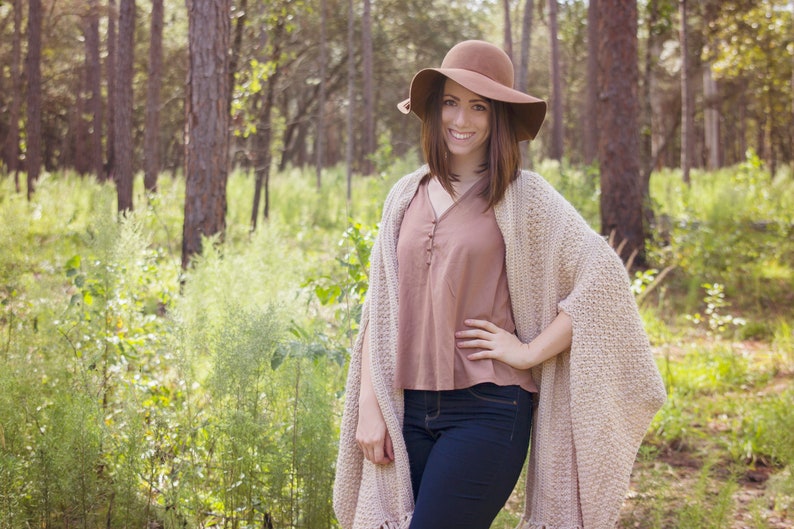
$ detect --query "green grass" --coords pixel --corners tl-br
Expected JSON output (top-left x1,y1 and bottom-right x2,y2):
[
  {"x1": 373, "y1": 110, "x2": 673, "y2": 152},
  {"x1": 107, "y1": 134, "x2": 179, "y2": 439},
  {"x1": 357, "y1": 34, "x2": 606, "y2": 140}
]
[{"x1": 1, "y1": 159, "x2": 793, "y2": 528}]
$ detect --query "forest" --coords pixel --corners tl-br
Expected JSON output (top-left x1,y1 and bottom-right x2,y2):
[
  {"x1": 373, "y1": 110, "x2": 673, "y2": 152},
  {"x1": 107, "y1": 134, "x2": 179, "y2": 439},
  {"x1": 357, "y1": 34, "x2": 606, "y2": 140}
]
[{"x1": 1, "y1": 0, "x2": 794, "y2": 528}]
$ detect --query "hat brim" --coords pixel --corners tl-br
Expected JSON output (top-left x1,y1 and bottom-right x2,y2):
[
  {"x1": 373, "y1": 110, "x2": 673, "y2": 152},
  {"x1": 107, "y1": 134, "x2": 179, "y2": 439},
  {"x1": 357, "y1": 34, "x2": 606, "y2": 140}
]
[{"x1": 397, "y1": 68, "x2": 547, "y2": 142}]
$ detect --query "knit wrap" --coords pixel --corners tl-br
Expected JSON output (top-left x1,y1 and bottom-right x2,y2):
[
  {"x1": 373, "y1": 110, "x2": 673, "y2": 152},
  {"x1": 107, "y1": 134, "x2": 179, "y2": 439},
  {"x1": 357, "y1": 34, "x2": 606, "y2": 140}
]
[{"x1": 333, "y1": 166, "x2": 666, "y2": 529}]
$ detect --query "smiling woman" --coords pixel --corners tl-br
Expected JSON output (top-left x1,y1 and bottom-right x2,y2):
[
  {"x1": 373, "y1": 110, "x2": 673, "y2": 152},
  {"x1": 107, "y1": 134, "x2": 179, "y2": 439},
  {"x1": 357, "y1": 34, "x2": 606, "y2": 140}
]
[{"x1": 333, "y1": 40, "x2": 666, "y2": 529}]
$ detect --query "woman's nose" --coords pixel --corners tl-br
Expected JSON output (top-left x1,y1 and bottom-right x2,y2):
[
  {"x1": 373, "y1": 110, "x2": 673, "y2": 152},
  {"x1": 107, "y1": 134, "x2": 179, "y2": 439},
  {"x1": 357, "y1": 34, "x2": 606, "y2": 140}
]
[{"x1": 453, "y1": 108, "x2": 468, "y2": 126}]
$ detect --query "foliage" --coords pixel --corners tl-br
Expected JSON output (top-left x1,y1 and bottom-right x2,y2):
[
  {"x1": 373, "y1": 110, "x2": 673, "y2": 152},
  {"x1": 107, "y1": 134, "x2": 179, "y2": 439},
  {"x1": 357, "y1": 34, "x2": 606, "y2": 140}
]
[
  {"x1": 2, "y1": 159, "x2": 794, "y2": 528},
  {"x1": 685, "y1": 283, "x2": 747, "y2": 337},
  {"x1": 647, "y1": 159, "x2": 794, "y2": 320},
  {"x1": 307, "y1": 219, "x2": 377, "y2": 348}
]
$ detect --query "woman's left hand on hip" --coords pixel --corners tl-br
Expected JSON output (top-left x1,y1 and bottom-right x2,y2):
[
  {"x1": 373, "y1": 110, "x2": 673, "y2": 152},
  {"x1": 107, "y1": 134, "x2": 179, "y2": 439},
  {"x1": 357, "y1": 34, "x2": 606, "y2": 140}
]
[{"x1": 456, "y1": 319, "x2": 535, "y2": 370}]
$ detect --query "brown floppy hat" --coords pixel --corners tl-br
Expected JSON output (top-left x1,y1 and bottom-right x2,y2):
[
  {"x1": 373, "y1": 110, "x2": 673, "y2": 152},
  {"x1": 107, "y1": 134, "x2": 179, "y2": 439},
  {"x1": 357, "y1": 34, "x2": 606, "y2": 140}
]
[{"x1": 397, "y1": 40, "x2": 547, "y2": 142}]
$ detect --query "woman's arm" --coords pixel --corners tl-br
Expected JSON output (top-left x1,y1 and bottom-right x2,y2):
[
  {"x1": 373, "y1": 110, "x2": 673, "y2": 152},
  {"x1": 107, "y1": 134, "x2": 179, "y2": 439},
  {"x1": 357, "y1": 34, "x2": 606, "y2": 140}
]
[
  {"x1": 355, "y1": 325, "x2": 394, "y2": 464},
  {"x1": 456, "y1": 311, "x2": 573, "y2": 370}
]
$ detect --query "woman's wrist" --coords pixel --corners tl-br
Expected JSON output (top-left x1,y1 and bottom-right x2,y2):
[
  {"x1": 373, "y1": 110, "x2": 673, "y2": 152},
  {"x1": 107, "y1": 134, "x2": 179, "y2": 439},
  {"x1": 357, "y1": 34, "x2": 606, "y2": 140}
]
[{"x1": 522, "y1": 341, "x2": 541, "y2": 369}]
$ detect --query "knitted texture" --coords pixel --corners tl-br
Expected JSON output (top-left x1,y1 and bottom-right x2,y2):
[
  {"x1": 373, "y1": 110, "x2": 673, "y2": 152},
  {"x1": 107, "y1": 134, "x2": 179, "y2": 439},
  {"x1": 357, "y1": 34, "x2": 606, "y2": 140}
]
[{"x1": 333, "y1": 166, "x2": 667, "y2": 529}]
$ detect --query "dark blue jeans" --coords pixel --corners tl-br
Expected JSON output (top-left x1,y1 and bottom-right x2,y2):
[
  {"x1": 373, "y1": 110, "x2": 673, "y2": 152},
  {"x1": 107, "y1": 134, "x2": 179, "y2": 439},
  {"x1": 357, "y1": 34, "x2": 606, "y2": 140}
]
[{"x1": 403, "y1": 383, "x2": 534, "y2": 529}]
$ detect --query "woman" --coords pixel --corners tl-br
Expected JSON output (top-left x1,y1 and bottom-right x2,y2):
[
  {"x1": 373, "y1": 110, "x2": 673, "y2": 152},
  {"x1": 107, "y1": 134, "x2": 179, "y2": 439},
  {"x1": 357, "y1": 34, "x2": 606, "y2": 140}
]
[{"x1": 333, "y1": 40, "x2": 666, "y2": 529}]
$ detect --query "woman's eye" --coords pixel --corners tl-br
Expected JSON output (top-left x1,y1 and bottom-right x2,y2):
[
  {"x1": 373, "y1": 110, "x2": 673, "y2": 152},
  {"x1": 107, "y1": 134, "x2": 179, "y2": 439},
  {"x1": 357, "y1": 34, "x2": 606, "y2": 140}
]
[
  {"x1": 473, "y1": 104, "x2": 487, "y2": 112},
  {"x1": 443, "y1": 99, "x2": 456, "y2": 106}
]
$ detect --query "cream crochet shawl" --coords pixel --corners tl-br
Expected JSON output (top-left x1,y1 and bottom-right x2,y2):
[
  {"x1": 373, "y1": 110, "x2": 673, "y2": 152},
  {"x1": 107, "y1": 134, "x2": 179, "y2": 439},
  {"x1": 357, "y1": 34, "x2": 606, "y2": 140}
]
[{"x1": 333, "y1": 166, "x2": 667, "y2": 529}]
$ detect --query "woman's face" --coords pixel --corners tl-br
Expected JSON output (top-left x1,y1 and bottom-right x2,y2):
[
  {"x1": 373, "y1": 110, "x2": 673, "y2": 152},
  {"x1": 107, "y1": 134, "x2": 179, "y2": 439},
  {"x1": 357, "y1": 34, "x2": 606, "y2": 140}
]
[{"x1": 440, "y1": 79, "x2": 491, "y2": 163}]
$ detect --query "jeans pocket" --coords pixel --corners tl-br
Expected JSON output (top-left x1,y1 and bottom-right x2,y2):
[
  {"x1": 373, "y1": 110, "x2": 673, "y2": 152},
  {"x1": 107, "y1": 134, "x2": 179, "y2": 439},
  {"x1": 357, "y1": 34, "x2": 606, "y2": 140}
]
[{"x1": 466, "y1": 383, "x2": 519, "y2": 406}]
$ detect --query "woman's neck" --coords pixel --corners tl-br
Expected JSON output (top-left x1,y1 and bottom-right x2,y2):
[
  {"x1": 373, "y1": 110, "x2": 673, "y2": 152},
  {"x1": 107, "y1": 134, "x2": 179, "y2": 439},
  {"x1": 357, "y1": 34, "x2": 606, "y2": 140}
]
[{"x1": 449, "y1": 153, "x2": 486, "y2": 184}]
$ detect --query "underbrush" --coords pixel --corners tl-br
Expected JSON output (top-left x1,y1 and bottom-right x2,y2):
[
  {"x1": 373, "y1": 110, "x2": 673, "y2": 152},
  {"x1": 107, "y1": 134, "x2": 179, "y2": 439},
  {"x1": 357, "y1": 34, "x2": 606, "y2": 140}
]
[{"x1": 1, "y1": 158, "x2": 793, "y2": 528}]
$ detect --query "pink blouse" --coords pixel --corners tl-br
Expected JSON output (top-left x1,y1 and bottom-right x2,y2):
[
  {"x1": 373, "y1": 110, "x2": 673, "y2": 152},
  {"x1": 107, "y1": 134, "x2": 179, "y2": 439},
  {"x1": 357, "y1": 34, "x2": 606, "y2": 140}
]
[{"x1": 394, "y1": 176, "x2": 537, "y2": 393}]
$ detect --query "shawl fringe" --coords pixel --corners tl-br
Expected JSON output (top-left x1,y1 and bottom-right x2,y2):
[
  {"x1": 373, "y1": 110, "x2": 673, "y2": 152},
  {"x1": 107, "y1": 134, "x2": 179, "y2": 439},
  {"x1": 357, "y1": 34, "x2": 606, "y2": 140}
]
[
  {"x1": 376, "y1": 513, "x2": 412, "y2": 529},
  {"x1": 515, "y1": 519, "x2": 583, "y2": 529}
]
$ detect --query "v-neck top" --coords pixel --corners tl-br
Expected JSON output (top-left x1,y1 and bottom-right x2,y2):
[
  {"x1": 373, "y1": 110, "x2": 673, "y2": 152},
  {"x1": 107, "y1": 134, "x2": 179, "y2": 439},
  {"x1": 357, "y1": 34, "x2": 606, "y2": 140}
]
[{"x1": 394, "y1": 176, "x2": 537, "y2": 393}]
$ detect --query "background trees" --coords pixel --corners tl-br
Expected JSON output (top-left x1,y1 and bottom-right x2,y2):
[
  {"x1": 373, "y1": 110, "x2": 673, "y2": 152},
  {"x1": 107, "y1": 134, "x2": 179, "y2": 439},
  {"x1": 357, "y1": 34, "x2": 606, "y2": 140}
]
[{"x1": 1, "y1": 0, "x2": 793, "y2": 252}]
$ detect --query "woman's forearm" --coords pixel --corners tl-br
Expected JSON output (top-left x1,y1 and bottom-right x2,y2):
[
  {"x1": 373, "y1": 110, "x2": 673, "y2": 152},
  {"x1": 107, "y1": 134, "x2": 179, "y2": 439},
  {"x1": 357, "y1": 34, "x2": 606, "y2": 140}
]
[
  {"x1": 524, "y1": 311, "x2": 572, "y2": 366},
  {"x1": 358, "y1": 325, "x2": 377, "y2": 404}
]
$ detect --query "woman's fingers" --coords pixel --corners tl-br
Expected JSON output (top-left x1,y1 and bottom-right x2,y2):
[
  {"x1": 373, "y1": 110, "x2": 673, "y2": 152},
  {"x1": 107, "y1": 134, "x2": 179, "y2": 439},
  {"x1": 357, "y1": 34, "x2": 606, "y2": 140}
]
[{"x1": 356, "y1": 398, "x2": 394, "y2": 465}]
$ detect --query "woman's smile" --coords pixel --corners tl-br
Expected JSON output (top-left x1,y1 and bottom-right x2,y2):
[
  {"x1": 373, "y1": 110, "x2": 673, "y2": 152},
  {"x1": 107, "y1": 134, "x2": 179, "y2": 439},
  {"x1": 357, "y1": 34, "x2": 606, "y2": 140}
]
[{"x1": 449, "y1": 129, "x2": 476, "y2": 141}]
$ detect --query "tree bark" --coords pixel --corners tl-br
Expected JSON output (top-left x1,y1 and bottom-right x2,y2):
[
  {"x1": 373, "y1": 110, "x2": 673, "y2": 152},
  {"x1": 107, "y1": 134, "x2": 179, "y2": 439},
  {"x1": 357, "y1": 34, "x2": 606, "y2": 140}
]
[
  {"x1": 597, "y1": 0, "x2": 645, "y2": 266},
  {"x1": 548, "y1": 0, "x2": 564, "y2": 161},
  {"x1": 115, "y1": 0, "x2": 135, "y2": 212},
  {"x1": 72, "y1": 71, "x2": 90, "y2": 174},
  {"x1": 517, "y1": 0, "x2": 533, "y2": 94},
  {"x1": 503, "y1": 0, "x2": 513, "y2": 60},
  {"x1": 640, "y1": 0, "x2": 658, "y2": 227},
  {"x1": 5, "y1": 0, "x2": 22, "y2": 189},
  {"x1": 583, "y1": 0, "x2": 598, "y2": 164},
  {"x1": 106, "y1": 0, "x2": 118, "y2": 181},
  {"x1": 346, "y1": 0, "x2": 355, "y2": 200},
  {"x1": 361, "y1": 0, "x2": 374, "y2": 175},
  {"x1": 251, "y1": 21, "x2": 284, "y2": 230},
  {"x1": 85, "y1": 0, "x2": 104, "y2": 179},
  {"x1": 517, "y1": 0, "x2": 534, "y2": 165},
  {"x1": 316, "y1": 0, "x2": 327, "y2": 188},
  {"x1": 144, "y1": 0, "x2": 164, "y2": 193},
  {"x1": 26, "y1": 0, "x2": 43, "y2": 200},
  {"x1": 703, "y1": 63, "x2": 720, "y2": 170},
  {"x1": 250, "y1": 80, "x2": 275, "y2": 230},
  {"x1": 679, "y1": 0, "x2": 692, "y2": 184},
  {"x1": 182, "y1": 0, "x2": 231, "y2": 269}
]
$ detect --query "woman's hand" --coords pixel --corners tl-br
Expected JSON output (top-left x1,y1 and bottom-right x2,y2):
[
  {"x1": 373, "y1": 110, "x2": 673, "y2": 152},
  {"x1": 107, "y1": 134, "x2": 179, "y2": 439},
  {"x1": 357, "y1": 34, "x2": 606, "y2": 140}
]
[
  {"x1": 457, "y1": 312, "x2": 573, "y2": 371},
  {"x1": 356, "y1": 393, "x2": 394, "y2": 465},
  {"x1": 456, "y1": 319, "x2": 536, "y2": 370},
  {"x1": 355, "y1": 324, "x2": 394, "y2": 465}
]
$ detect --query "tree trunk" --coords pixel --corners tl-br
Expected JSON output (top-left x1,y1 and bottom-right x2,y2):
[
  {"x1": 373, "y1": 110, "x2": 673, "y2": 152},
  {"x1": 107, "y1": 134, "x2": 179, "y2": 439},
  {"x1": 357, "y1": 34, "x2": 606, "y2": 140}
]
[
  {"x1": 548, "y1": 0, "x2": 564, "y2": 161},
  {"x1": 251, "y1": 22, "x2": 283, "y2": 230},
  {"x1": 597, "y1": 0, "x2": 644, "y2": 266},
  {"x1": 346, "y1": 0, "x2": 355, "y2": 200},
  {"x1": 144, "y1": 0, "x2": 164, "y2": 193},
  {"x1": 106, "y1": 0, "x2": 117, "y2": 181},
  {"x1": 26, "y1": 0, "x2": 43, "y2": 200},
  {"x1": 316, "y1": 0, "x2": 327, "y2": 188},
  {"x1": 703, "y1": 63, "x2": 720, "y2": 170},
  {"x1": 115, "y1": 0, "x2": 135, "y2": 213},
  {"x1": 72, "y1": 73, "x2": 90, "y2": 174},
  {"x1": 503, "y1": 0, "x2": 513, "y2": 60},
  {"x1": 361, "y1": 0, "x2": 374, "y2": 175},
  {"x1": 5, "y1": 0, "x2": 22, "y2": 190},
  {"x1": 85, "y1": 0, "x2": 104, "y2": 179},
  {"x1": 640, "y1": 0, "x2": 657, "y2": 227},
  {"x1": 182, "y1": 0, "x2": 231, "y2": 269},
  {"x1": 583, "y1": 0, "x2": 598, "y2": 165},
  {"x1": 250, "y1": 81, "x2": 275, "y2": 230},
  {"x1": 517, "y1": 0, "x2": 534, "y2": 165},
  {"x1": 679, "y1": 0, "x2": 692, "y2": 184},
  {"x1": 763, "y1": 57, "x2": 776, "y2": 178}
]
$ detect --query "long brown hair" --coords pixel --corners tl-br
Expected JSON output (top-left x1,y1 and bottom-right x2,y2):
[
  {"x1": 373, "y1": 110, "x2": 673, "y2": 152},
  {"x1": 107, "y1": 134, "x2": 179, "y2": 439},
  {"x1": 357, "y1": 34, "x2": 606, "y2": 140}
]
[{"x1": 420, "y1": 75, "x2": 522, "y2": 208}]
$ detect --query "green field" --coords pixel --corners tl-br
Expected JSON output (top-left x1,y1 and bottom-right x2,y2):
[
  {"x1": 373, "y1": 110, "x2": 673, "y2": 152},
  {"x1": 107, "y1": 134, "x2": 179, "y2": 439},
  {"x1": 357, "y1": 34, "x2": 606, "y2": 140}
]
[{"x1": 1, "y1": 157, "x2": 792, "y2": 528}]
